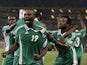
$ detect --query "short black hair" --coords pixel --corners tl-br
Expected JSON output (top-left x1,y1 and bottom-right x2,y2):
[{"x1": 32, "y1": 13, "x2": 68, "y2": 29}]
[{"x1": 62, "y1": 16, "x2": 71, "y2": 25}]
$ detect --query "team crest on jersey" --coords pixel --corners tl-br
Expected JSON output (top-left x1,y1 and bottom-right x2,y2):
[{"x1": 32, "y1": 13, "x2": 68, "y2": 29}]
[{"x1": 69, "y1": 40, "x2": 73, "y2": 44}]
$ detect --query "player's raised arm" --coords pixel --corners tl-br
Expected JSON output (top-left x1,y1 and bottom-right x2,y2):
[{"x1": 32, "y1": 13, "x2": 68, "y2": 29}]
[
  {"x1": 59, "y1": 25, "x2": 78, "y2": 43},
  {"x1": 6, "y1": 22, "x2": 16, "y2": 33},
  {"x1": 77, "y1": 15, "x2": 86, "y2": 30}
]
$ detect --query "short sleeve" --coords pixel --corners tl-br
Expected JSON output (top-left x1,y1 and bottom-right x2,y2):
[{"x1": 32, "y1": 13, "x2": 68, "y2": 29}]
[
  {"x1": 2, "y1": 26, "x2": 9, "y2": 35},
  {"x1": 2, "y1": 26, "x2": 6, "y2": 33},
  {"x1": 42, "y1": 39, "x2": 49, "y2": 48},
  {"x1": 80, "y1": 30, "x2": 86, "y2": 37},
  {"x1": 16, "y1": 19, "x2": 25, "y2": 26}
]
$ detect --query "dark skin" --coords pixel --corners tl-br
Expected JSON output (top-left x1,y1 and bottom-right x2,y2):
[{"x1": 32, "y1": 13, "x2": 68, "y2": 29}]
[
  {"x1": 2, "y1": 9, "x2": 48, "y2": 60},
  {"x1": 48, "y1": 15, "x2": 86, "y2": 51},
  {"x1": 2, "y1": 16, "x2": 17, "y2": 56},
  {"x1": 48, "y1": 17, "x2": 78, "y2": 50},
  {"x1": 48, "y1": 25, "x2": 77, "y2": 50},
  {"x1": 6, "y1": 16, "x2": 17, "y2": 33}
]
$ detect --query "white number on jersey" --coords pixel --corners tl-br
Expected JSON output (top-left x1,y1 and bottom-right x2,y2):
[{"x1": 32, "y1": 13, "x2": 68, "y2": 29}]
[
  {"x1": 31, "y1": 35, "x2": 39, "y2": 42},
  {"x1": 75, "y1": 37, "x2": 80, "y2": 47}
]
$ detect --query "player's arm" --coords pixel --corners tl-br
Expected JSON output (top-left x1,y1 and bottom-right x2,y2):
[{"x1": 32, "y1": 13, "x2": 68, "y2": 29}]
[
  {"x1": 79, "y1": 18, "x2": 86, "y2": 30},
  {"x1": 59, "y1": 25, "x2": 78, "y2": 43},
  {"x1": 78, "y1": 15, "x2": 86, "y2": 30},
  {"x1": 47, "y1": 33, "x2": 55, "y2": 50},
  {"x1": 34, "y1": 39, "x2": 48, "y2": 60},
  {"x1": 47, "y1": 33, "x2": 69, "y2": 49},
  {"x1": 2, "y1": 35, "x2": 19, "y2": 57},
  {"x1": 6, "y1": 22, "x2": 16, "y2": 33},
  {"x1": 34, "y1": 47, "x2": 48, "y2": 60},
  {"x1": 2, "y1": 43, "x2": 19, "y2": 57}
]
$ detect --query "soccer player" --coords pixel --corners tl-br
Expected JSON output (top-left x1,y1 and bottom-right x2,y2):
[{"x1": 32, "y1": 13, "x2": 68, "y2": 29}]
[
  {"x1": 73, "y1": 15, "x2": 86, "y2": 65},
  {"x1": 47, "y1": 16, "x2": 78, "y2": 65},
  {"x1": 2, "y1": 9, "x2": 48, "y2": 65},
  {"x1": 2, "y1": 16, "x2": 16, "y2": 65},
  {"x1": 2, "y1": 10, "x2": 49, "y2": 65},
  {"x1": 34, "y1": 11, "x2": 47, "y2": 63},
  {"x1": 11, "y1": 9, "x2": 47, "y2": 65}
]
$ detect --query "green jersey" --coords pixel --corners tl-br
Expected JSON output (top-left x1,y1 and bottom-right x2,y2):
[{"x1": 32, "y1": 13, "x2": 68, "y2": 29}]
[
  {"x1": 34, "y1": 19, "x2": 46, "y2": 30},
  {"x1": 72, "y1": 30, "x2": 86, "y2": 65},
  {"x1": 11, "y1": 19, "x2": 25, "y2": 35},
  {"x1": 15, "y1": 29, "x2": 48, "y2": 65},
  {"x1": 53, "y1": 29, "x2": 73, "y2": 65},
  {"x1": 2, "y1": 25, "x2": 15, "y2": 53},
  {"x1": 12, "y1": 19, "x2": 26, "y2": 65},
  {"x1": 74, "y1": 30, "x2": 86, "y2": 47},
  {"x1": 2, "y1": 25, "x2": 15, "y2": 65},
  {"x1": 11, "y1": 19, "x2": 25, "y2": 56},
  {"x1": 53, "y1": 29, "x2": 86, "y2": 65},
  {"x1": 13, "y1": 19, "x2": 47, "y2": 65}
]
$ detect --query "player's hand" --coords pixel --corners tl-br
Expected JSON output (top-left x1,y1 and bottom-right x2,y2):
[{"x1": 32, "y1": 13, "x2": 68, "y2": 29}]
[
  {"x1": 34, "y1": 54, "x2": 41, "y2": 60},
  {"x1": 2, "y1": 51, "x2": 9, "y2": 58}
]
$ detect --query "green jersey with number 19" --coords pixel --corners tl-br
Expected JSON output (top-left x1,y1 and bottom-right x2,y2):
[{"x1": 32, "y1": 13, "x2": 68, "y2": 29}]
[{"x1": 15, "y1": 28, "x2": 48, "y2": 65}]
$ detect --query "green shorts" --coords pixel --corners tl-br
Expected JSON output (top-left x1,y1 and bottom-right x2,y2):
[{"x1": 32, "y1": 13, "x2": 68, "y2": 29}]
[
  {"x1": 2, "y1": 56, "x2": 14, "y2": 65},
  {"x1": 54, "y1": 57, "x2": 73, "y2": 65},
  {"x1": 54, "y1": 50, "x2": 73, "y2": 65}
]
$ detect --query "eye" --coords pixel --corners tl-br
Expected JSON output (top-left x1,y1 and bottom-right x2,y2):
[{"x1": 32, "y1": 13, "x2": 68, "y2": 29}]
[
  {"x1": 8, "y1": 19, "x2": 15, "y2": 21},
  {"x1": 24, "y1": 13, "x2": 31, "y2": 16}
]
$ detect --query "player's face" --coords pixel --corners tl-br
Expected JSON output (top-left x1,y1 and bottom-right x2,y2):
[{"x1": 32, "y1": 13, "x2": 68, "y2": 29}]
[
  {"x1": 57, "y1": 17, "x2": 68, "y2": 29},
  {"x1": 24, "y1": 10, "x2": 35, "y2": 22},
  {"x1": 8, "y1": 17, "x2": 16, "y2": 25}
]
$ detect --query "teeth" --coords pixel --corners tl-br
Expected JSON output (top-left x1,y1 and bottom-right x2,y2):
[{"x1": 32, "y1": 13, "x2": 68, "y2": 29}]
[{"x1": 26, "y1": 21, "x2": 30, "y2": 23}]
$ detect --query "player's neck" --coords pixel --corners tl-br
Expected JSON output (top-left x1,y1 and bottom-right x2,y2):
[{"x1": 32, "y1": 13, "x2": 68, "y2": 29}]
[{"x1": 61, "y1": 27, "x2": 70, "y2": 34}]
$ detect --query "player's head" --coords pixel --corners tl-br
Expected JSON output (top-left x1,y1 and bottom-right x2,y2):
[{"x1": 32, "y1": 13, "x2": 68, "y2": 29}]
[
  {"x1": 24, "y1": 9, "x2": 35, "y2": 22},
  {"x1": 8, "y1": 16, "x2": 16, "y2": 25},
  {"x1": 24, "y1": 9, "x2": 35, "y2": 28},
  {"x1": 57, "y1": 16, "x2": 71, "y2": 29}
]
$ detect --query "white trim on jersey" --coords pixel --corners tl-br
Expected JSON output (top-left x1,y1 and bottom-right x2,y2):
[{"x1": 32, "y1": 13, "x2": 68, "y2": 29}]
[
  {"x1": 3, "y1": 26, "x2": 10, "y2": 51},
  {"x1": 34, "y1": 18, "x2": 46, "y2": 29},
  {"x1": 71, "y1": 47, "x2": 78, "y2": 65},
  {"x1": 14, "y1": 25, "x2": 25, "y2": 34},
  {"x1": 42, "y1": 39, "x2": 47, "y2": 48},
  {"x1": 81, "y1": 44, "x2": 83, "y2": 52},
  {"x1": 3, "y1": 33, "x2": 10, "y2": 51},
  {"x1": 19, "y1": 35, "x2": 23, "y2": 64}
]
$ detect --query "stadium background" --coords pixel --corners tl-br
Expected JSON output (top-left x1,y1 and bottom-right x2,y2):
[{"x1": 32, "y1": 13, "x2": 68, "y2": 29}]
[{"x1": 0, "y1": 0, "x2": 87, "y2": 65}]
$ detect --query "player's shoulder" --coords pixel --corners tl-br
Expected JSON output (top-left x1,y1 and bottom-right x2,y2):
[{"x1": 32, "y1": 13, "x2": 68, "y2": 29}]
[
  {"x1": 3, "y1": 25, "x2": 9, "y2": 28},
  {"x1": 2, "y1": 25, "x2": 9, "y2": 33},
  {"x1": 2, "y1": 25, "x2": 9, "y2": 30},
  {"x1": 75, "y1": 29, "x2": 86, "y2": 35},
  {"x1": 17, "y1": 19, "x2": 25, "y2": 25},
  {"x1": 17, "y1": 19, "x2": 24, "y2": 22}
]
